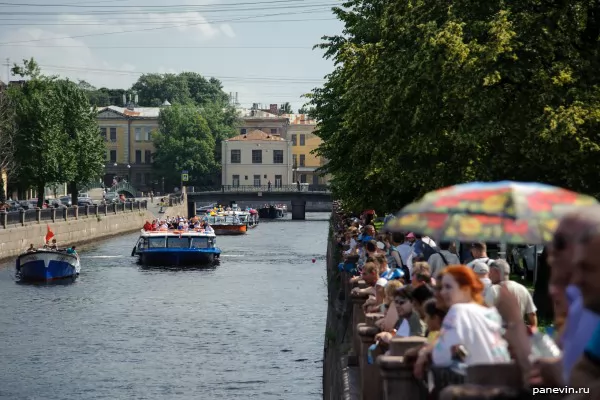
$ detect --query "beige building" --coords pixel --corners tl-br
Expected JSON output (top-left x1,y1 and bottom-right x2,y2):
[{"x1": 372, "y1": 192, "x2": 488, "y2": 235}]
[
  {"x1": 237, "y1": 107, "x2": 289, "y2": 137},
  {"x1": 283, "y1": 113, "x2": 328, "y2": 185},
  {"x1": 96, "y1": 105, "x2": 160, "y2": 192},
  {"x1": 221, "y1": 130, "x2": 292, "y2": 187}
]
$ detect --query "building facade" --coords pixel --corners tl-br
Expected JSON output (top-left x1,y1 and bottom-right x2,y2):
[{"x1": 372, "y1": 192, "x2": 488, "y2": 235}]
[
  {"x1": 221, "y1": 130, "x2": 292, "y2": 187},
  {"x1": 283, "y1": 114, "x2": 327, "y2": 185},
  {"x1": 96, "y1": 105, "x2": 160, "y2": 192},
  {"x1": 237, "y1": 108, "x2": 289, "y2": 137}
]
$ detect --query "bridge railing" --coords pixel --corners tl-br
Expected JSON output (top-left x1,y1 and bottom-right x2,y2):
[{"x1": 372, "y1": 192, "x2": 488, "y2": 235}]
[{"x1": 187, "y1": 185, "x2": 331, "y2": 193}]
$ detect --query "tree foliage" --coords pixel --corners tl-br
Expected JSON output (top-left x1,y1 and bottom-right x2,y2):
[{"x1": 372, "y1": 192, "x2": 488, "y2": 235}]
[
  {"x1": 8, "y1": 58, "x2": 104, "y2": 206},
  {"x1": 132, "y1": 72, "x2": 229, "y2": 107},
  {"x1": 310, "y1": 0, "x2": 600, "y2": 212},
  {"x1": 153, "y1": 105, "x2": 219, "y2": 189}
]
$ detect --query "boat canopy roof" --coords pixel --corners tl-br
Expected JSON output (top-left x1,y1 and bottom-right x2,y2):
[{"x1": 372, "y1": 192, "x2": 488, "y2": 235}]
[{"x1": 140, "y1": 229, "x2": 216, "y2": 238}]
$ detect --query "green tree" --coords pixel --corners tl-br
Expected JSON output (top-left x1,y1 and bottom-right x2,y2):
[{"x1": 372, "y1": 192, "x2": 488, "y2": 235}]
[
  {"x1": 0, "y1": 88, "x2": 16, "y2": 202},
  {"x1": 279, "y1": 102, "x2": 293, "y2": 115},
  {"x1": 310, "y1": 0, "x2": 600, "y2": 212},
  {"x1": 56, "y1": 79, "x2": 105, "y2": 205},
  {"x1": 132, "y1": 72, "x2": 228, "y2": 107},
  {"x1": 10, "y1": 59, "x2": 105, "y2": 207},
  {"x1": 9, "y1": 59, "x2": 71, "y2": 207},
  {"x1": 152, "y1": 105, "x2": 218, "y2": 189}
]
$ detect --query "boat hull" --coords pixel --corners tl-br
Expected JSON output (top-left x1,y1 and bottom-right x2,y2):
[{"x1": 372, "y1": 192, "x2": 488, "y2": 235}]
[
  {"x1": 212, "y1": 224, "x2": 247, "y2": 235},
  {"x1": 138, "y1": 248, "x2": 221, "y2": 266},
  {"x1": 16, "y1": 251, "x2": 80, "y2": 281}
]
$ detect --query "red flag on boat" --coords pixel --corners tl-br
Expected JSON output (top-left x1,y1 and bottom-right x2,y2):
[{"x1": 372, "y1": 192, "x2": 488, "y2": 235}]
[{"x1": 45, "y1": 225, "x2": 54, "y2": 243}]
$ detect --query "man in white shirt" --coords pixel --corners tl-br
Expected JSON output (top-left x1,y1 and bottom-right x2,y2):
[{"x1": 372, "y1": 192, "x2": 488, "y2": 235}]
[
  {"x1": 472, "y1": 261, "x2": 493, "y2": 304},
  {"x1": 466, "y1": 242, "x2": 493, "y2": 269},
  {"x1": 486, "y1": 259, "x2": 538, "y2": 327}
]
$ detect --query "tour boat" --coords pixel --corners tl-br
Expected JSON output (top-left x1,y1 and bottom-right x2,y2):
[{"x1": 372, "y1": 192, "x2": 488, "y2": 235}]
[
  {"x1": 258, "y1": 204, "x2": 286, "y2": 219},
  {"x1": 203, "y1": 214, "x2": 247, "y2": 235},
  {"x1": 132, "y1": 229, "x2": 221, "y2": 266},
  {"x1": 246, "y1": 209, "x2": 259, "y2": 229},
  {"x1": 16, "y1": 249, "x2": 81, "y2": 282}
]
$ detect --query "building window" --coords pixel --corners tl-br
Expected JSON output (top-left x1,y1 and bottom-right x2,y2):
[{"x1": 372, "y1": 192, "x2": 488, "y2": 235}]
[
  {"x1": 300, "y1": 174, "x2": 307, "y2": 183},
  {"x1": 293, "y1": 154, "x2": 298, "y2": 168},
  {"x1": 253, "y1": 174, "x2": 261, "y2": 187},
  {"x1": 273, "y1": 150, "x2": 283, "y2": 164},
  {"x1": 270, "y1": 128, "x2": 277, "y2": 134},
  {"x1": 300, "y1": 154, "x2": 305, "y2": 167},
  {"x1": 231, "y1": 149, "x2": 241, "y2": 164},
  {"x1": 312, "y1": 174, "x2": 319, "y2": 185},
  {"x1": 100, "y1": 127, "x2": 107, "y2": 141},
  {"x1": 145, "y1": 150, "x2": 152, "y2": 164},
  {"x1": 232, "y1": 175, "x2": 240, "y2": 187},
  {"x1": 241, "y1": 128, "x2": 247, "y2": 135},
  {"x1": 135, "y1": 150, "x2": 142, "y2": 163},
  {"x1": 110, "y1": 150, "x2": 117, "y2": 162},
  {"x1": 145, "y1": 127, "x2": 152, "y2": 141},
  {"x1": 300, "y1": 134, "x2": 306, "y2": 146},
  {"x1": 275, "y1": 175, "x2": 282, "y2": 188},
  {"x1": 110, "y1": 127, "x2": 117, "y2": 142},
  {"x1": 244, "y1": 175, "x2": 248, "y2": 180},
  {"x1": 135, "y1": 127, "x2": 142, "y2": 141},
  {"x1": 291, "y1": 134, "x2": 297, "y2": 146},
  {"x1": 252, "y1": 149, "x2": 262, "y2": 164}
]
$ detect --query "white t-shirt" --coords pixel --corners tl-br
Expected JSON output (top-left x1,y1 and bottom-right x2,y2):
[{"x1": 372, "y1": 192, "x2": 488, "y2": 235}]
[
  {"x1": 466, "y1": 257, "x2": 493, "y2": 269},
  {"x1": 485, "y1": 280, "x2": 537, "y2": 317},
  {"x1": 396, "y1": 320, "x2": 410, "y2": 337},
  {"x1": 432, "y1": 302, "x2": 511, "y2": 367}
]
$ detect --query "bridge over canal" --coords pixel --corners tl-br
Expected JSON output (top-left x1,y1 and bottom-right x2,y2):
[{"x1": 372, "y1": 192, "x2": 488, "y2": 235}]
[{"x1": 186, "y1": 185, "x2": 332, "y2": 220}]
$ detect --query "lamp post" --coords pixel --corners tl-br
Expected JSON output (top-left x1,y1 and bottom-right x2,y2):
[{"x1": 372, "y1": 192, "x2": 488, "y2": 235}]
[{"x1": 127, "y1": 164, "x2": 131, "y2": 183}]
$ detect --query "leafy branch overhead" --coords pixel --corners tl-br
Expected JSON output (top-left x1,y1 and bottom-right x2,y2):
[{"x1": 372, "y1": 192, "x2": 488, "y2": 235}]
[{"x1": 309, "y1": 0, "x2": 600, "y2": 212}]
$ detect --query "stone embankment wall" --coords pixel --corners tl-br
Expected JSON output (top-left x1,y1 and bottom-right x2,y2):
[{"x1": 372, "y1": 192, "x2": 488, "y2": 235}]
[
  {"x1": 0, "y1": 207, "x2": 155, "y2": 262},
  {"x1": 323, "y1": 222, "x2": 358, "y2": 400}
]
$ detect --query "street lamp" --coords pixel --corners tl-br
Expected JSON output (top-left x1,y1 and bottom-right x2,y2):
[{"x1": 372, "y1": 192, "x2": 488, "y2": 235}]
[{"x1": 127, "y1": 164, "x2": 131, "y2": 183}]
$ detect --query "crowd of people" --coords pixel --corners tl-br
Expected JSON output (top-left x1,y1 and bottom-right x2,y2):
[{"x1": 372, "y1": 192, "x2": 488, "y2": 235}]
[
  {"x1": 333, "y1": 203, "x2": 600, "y2": 398},
  {"x1": 142, "y1": 216, "x2": 214, "y2": 233}
]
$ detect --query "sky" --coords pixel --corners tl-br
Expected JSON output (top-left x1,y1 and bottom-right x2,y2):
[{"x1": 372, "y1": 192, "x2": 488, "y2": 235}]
[{"x1": 0, "y1": 0, "x2": 344, "y2": 111}]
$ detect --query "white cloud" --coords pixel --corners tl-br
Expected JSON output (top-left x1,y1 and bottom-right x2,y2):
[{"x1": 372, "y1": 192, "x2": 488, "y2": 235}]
[
  {"x1": 0, "y1": 28, "x2": 137, "y2": 89},
  {"x1": 220, "y1": 24, "x2": 235, "y2": 39}
]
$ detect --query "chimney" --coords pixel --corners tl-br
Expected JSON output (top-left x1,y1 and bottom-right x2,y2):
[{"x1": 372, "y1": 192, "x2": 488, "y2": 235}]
[
  {"x1": 134, "y1": 94, "x2": 138, "y2": 105},
  {"x1": 122, "y1": 94, "x2": 126, "y2": 106}
]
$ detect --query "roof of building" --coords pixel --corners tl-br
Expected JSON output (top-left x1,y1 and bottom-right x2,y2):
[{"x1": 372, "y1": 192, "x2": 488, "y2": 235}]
[
  {"x1": 283, "y1": 113, "x2": 316, "y2": 125},
  {"x1": 227, "y1": 129, "x2": 286, "y2": 141},
  {"x1": 96, "y1": 105, "x2": 161, "y2": 118},
  {"x1": 237, "y1": 108, "x2": 285, "y2": 119}
]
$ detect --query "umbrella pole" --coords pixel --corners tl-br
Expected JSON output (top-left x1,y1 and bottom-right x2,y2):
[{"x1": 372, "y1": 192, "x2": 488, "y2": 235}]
[{"x1": 499, "y1": 242, "x2": 507, "y2": 260}]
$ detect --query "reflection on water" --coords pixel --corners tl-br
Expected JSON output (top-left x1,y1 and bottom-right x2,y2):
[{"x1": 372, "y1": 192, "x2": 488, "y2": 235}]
[{"x1": 0, "y1": 212, "x2": 329, "y2": 400}]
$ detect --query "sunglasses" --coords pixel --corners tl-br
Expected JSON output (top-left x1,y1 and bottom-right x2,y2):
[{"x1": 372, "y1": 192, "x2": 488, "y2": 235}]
[{"x1": 394, "y1": 298, "x2": 407, "y2": 305}]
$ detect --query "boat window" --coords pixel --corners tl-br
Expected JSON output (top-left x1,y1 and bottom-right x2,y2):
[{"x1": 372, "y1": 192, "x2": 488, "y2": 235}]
[
  {"x1": 167, "y1": 237, "x2": 190, "y2": 248},
  {"x1": 191, "y1": 237, "x2": 209, "y2": 249},
  {"x1": 148, "y1": 237, "x2": 166, "y2": 248},
  {"x1": 137, "y1": 238, "x2": 148, "y2": 249}
]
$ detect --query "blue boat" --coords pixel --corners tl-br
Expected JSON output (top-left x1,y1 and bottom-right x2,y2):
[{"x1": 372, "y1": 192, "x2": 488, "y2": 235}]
[
  {"x1": 132, "y1": 229, "x2": 221, "y2": 266},
  {"x1": 16, "y1": 250, "x2": 81, "y2": 282}
]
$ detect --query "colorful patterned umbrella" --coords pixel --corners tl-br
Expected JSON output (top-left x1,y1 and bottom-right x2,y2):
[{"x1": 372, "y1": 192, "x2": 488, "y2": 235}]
[{"x1": 384, "y1": 181, "x2": 597, "y2": 244}]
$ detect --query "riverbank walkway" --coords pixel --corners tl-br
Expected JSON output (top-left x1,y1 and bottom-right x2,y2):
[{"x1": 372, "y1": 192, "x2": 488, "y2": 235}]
[{"x1": 325, "y1": 203, "x2": 594, "y2": 400}]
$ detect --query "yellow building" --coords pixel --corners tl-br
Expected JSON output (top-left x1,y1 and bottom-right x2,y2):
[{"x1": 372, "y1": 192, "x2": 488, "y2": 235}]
[
  {"x1": 284, "y1": 114, "x2": 328, "y2": 185},
  {"x1": 96, "y1": 105, "x2": 161, "y2": 192}
]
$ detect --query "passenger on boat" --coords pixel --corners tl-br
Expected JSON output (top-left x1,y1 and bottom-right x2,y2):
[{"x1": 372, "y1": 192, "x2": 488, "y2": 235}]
[
  {"x1": 50, "y1": 239, "x2": 58, "y2": 250},
  {"x1": 27, "y1": 244, "x2": 36, "y2": 253},
  {"x1": 203, "y1": 221, "x2": 214, "y2": 233},
  {"x1": 143, "y1": 221, "x2": 153, "y2": 231},
  {"x1": 66, "y1": 246, "x2": 78, "y2": 256}
]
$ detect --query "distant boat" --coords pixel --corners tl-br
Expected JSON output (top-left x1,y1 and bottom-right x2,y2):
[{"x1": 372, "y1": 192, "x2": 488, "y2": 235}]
[
  {"x1": 203, "y1": 214, "x2": 247, "y2": 235},
  {"x1": 132, "y1": 229, "x2": 221, "y2": 266},
  {"x1": 16, "y1": 250, "x2": 81, "y2": 282},
  {"x1": 258, "y1": 204, "x2": 286, "y2": 219}
]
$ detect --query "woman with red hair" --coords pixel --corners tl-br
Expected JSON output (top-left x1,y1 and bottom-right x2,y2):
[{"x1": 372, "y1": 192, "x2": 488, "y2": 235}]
[{"x1": 414, "y1": 265, "x2": 510, "y2": 377}]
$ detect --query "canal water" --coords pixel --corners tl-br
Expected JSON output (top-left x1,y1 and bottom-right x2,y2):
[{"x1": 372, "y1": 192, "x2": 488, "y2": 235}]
[{"x1": 0, "y1": 213, "x2": 329, "y2": 400}]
